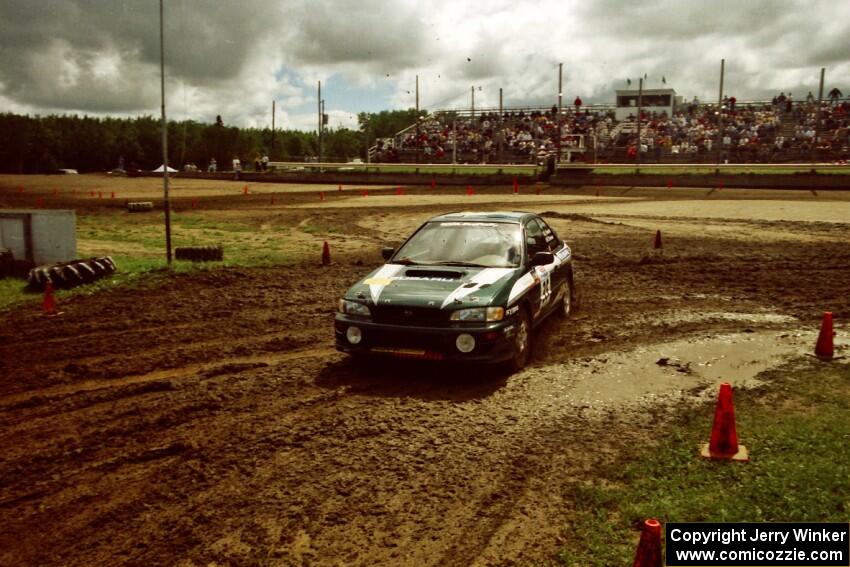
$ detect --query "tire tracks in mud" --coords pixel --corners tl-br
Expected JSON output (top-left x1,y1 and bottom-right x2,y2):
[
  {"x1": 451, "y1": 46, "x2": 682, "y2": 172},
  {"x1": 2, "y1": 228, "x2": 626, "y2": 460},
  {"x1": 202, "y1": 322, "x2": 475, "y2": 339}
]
[{"x1": 2, "y1": 214, "x2": 850, "y2": 565}]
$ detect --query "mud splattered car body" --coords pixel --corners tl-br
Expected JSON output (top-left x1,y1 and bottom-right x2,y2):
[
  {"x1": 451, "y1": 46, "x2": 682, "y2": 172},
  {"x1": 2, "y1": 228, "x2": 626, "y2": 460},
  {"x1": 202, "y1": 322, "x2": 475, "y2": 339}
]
[{"x1": 335, "y1": 211, "x2": 574, "y2": 370}]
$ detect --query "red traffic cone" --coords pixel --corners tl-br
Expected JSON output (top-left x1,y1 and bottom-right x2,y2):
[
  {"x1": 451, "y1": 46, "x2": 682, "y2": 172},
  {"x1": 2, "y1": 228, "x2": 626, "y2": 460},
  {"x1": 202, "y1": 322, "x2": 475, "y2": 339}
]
[
  {"x1": 321, "y1": 241, "x2": 331, "y2": 265},
  {"x1": 18, "y1": 186, "x2": 24, "y2": 193},
  {"x1": 815, "y1": 312, "x2": 834, "y2": 360},
  {"x1": 396, "y1": 186, "x2": 404, "y2": 196},
  {"x1": 320, "y1": 191, "x2": 325, "y2": 201},
  {"x1": 700, "y1": 382, "x2": 749, "y2": 461},
  {"x1": 243, "y1": 185, "x2": 249, "y2": 195},
  {"x1": 666, "y1": 179, "x2": 673, "y2": 189},
  {"x1": 718, "y1": 180, "x2": 724, "y2": 190},
  {"x1": 338, "y1": 184, "x2": 342, "y2": 191},
  {"x1": 89, "y1": 191, "x2": 95, "y2": 197},
  {"x1": 361, "y1": 189, "x2": 368, "y2": 197},
  {"x1": 42, "y1": 281, "x2": 57, "y2": 316},
  {"x1": 191, "y1": 199, "x2": 197, "y2": 209},
  {"x1": 466, "y1": 185, "x2": 474, "y2": 196},
  {"x1": 513, "y1": 178, "x2": 519, "y2": 193},
  {"x1": 431, "y1": 179, "x2": 436, "y2": 189},
  {"x1": 632, "y1": 519, "x2": 662, "y2": 567},
  {"x1": 652, "y1": 230, "x2": 662, "y2": 250}
]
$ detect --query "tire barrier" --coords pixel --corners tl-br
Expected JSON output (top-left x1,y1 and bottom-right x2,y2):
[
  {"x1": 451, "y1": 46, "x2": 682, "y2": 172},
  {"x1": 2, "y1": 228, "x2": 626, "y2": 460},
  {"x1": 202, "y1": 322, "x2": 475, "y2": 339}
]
[
  {"x1": 127, "y1": 201, "x2": 155, "y2": 212},
  {"x1": 175, "y1": 246, "x2": 224, "y2": 262},
  {"x1": 27, "y1": 256, "x2": 117, "y2": 291},
  {"x1": 0, "y1": 248, "x2": 14, "y2": 279}
]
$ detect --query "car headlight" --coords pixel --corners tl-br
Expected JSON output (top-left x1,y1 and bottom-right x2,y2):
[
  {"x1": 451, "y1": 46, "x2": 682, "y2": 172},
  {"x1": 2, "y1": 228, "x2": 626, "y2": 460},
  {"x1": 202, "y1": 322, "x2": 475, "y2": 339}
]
[
  {"x1": 450, "y1": 307, "x2": 504, "y2": 322},
  {"x1": 339, "y1": 299, "x2": 371, "y2": 317}
]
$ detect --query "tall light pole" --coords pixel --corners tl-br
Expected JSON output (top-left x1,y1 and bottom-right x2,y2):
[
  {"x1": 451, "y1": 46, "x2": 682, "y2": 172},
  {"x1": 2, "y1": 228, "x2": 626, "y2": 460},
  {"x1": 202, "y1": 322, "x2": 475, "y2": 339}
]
[
  {"x1": 716, "y1": 58, "x2": 725, "y2": 167},
  {"x1": 558, "y1": 63, "x2": 563, "y2": 163},
  {"x1": 159, "y1": 0, "x2": 172, "y2": 264},
  {"x1": 636, "y1": 77, "x2": 643, "y2": 167},
  {"x1": 812, "y1": 67, "x2": 825, "y2": 168},
  {"x1": 317, "y1": 81, "x2": 322, "y2": 161}
]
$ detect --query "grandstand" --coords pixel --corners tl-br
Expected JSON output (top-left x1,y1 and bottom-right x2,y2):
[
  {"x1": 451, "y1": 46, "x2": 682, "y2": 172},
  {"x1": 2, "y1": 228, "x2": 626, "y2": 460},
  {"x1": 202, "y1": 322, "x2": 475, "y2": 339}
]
[{"x1": 373, "y1": 94, "x2": 850, "y2": 166}]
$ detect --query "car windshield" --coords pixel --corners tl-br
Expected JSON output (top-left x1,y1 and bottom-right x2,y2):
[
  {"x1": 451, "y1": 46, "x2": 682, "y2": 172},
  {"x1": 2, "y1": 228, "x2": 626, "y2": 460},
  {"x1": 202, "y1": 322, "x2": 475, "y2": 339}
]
[{"x1": 393, "y1": 221, "x2": 522, "y2": 268}]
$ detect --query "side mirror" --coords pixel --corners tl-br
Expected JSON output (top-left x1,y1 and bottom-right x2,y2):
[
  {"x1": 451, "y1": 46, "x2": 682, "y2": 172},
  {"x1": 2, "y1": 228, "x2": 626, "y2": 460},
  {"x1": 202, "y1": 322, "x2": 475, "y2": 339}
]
[
  {"x1": 381, "y1": 247, "x2": 395, "y2": 260},
  {"x1": 530, "y1": 251, "x2": 555, "y2": 267}
]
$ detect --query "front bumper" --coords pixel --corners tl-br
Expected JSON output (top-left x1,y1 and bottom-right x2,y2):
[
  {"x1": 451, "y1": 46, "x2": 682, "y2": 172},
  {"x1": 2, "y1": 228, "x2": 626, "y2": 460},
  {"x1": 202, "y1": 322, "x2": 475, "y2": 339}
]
[{"x1": 334, "y1": 314, "x2": 518, "y2": 362}]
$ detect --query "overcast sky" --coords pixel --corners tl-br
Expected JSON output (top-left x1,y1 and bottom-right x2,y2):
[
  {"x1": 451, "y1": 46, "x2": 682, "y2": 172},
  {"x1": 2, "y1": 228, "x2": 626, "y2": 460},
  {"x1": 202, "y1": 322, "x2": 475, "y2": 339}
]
[{"x1": 1, "y1": 0, "x2": 848, "y2": 131}]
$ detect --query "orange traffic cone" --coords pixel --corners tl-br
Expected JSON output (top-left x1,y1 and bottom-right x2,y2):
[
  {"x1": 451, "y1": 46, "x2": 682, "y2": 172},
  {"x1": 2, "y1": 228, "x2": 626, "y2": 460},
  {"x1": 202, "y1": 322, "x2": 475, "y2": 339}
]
[
  {"x1": 338, "y1": 184, "x2": 342, "y2": 191},
  {"x1": 243, "y1": 185, "x2": 249, "y2": 195},
  {"x1": 653, "y1": 230, "x2": 662, "y2": 250},
  {"x1": 632, "y1": 519, "x2": 662, "y2": 567},
  {"x1": 700, "y1": 383, "x2": 749, "y2": 461},
  {"x1": 320, "y1": 191, "x2": 325, "y2": 201},
  {"x1": 321, "y1": 241, "x2": 331, "y2": 265},
  {"x1": 815, "y1": 312, "x2": 834, "y2": 360},
  {"x1": 43, "y1": 281, "x2": 57, "y2": 316}
]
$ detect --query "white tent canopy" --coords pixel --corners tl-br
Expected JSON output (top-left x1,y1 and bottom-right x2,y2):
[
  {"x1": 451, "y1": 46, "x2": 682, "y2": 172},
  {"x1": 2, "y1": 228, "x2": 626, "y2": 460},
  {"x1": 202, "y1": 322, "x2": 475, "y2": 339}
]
[{"x1": 152, "y1": 165, "x2": 178, "y2": 173}]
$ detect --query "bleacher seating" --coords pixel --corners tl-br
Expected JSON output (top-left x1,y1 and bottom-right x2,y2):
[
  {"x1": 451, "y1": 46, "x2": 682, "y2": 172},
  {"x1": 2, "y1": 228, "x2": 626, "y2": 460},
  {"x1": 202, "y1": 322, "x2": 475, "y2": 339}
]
[{"x1": 373, "y1": 97, "x2": 850, "y2": 164}]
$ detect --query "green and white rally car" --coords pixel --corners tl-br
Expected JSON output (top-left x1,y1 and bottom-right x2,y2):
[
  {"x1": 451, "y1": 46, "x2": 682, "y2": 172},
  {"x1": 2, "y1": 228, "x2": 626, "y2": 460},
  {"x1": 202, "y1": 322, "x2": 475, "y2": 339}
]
[{"x1": 334, "y1": 211, "x2": 574, "y2": 371}]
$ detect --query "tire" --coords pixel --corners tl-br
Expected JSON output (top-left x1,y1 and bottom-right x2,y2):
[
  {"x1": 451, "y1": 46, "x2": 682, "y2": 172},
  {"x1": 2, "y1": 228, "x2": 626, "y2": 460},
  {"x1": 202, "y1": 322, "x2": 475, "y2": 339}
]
[
  {"x1": 0, "y1": 248, "x2": 13, "y2": 279},
  {"x1": 127, "y1": 201, "x2": 154, "y2": 213},
  {"x1": 506, "y1": 308, "x2": 532, "y2": 373},
  {"x1": 556, "y1": 278, "x2": 573, "y2": 319},
  {"x1": 27, "y1": 257, "x2": 116, "y2": 290},
  {"x1": 175, "y1": 245, "x2": 223, "y2": 262}
]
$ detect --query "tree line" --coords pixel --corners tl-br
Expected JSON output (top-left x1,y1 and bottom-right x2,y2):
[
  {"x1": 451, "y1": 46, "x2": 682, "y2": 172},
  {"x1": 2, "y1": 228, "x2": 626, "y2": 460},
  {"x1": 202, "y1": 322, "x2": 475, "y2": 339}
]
[{"x1": 0, "y1": 108, "x2": 427, "y2": 173}]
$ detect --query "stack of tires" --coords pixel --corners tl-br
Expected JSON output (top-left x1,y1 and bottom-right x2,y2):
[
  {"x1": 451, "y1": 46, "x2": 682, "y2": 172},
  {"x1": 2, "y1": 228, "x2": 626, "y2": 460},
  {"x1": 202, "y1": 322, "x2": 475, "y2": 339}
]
[
  {"x1": 0, "y1": 248, "x2": 14, "y2": 279},
  {"x1": 27, "y1": 257, "x2": 117, "y2": 291},
  {"x1": 127, "y1": 201, "x2": 155, "y2": 213},
  {"x1": 175, "y1": 246, "x2": 224, "y2": 262}
]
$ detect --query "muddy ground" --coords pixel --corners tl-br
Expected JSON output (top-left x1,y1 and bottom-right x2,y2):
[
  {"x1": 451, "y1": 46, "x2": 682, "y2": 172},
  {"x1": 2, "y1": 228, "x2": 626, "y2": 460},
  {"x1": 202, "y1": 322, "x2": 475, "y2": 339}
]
[{"x1": 1, "y1": 176, "x2": 849, "y2": 566}]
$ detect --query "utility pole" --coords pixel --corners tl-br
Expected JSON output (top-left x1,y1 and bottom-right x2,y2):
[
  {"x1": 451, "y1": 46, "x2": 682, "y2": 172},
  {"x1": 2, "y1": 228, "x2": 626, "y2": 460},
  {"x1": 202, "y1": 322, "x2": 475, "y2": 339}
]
[
  {"x1": 471, "y1": 86, "x2": 475, "y2": 122},
  {"x1": 812, "y1": 67, "x2": 825, "y2": 167},
  {"x1": 558, "y1": 63, "x2": 563, "y2": 163},
  {"x1": 716, "y1": 58, "x2": 725, "y2": 166},
  {"x1": 636, "y1": 77, "x2": 643, "y2": 168},
  {"x1": 498, "y1": 87, "x2": 503, "y2": 163},
  {"x1": 415, "y1": 74, "x2": 420, "y2": 164},
  {"x1": 317, "y1": 81, "x2": 322, "y2": 161},
  {"x1": 159, "y1": 0, "x2": 172, "y2": 264},
  {"x1": 271, "y1": 100, "x2": 275, "y2": 158}
]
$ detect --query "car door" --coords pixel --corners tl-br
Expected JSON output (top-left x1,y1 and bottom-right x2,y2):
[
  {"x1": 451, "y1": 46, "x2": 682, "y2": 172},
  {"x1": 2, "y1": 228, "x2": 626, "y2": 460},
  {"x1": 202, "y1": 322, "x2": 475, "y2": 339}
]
[
  {"x1": 523, "y1": 218, "x2": 554, "y2": 320},
  {"x1": 536, "y1": 217, "x2": 571, "y2": 316}
]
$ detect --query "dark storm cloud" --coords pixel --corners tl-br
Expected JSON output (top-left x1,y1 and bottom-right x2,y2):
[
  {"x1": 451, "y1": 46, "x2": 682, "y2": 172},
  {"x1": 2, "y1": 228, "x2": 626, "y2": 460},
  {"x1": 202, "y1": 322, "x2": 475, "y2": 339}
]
[
  {"x1": 0, "y1": 0, "x2": 284, "y2": 111},
  {"x1": 282, "y1": 0, "x2": 435, "y2": 71}
]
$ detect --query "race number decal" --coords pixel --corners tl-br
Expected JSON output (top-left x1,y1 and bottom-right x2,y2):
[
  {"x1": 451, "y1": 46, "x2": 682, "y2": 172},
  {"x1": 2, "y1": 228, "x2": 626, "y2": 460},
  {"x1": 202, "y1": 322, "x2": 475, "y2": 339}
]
[{"x1": 536, "y1": 266, "x2": 552, "y2": 307}]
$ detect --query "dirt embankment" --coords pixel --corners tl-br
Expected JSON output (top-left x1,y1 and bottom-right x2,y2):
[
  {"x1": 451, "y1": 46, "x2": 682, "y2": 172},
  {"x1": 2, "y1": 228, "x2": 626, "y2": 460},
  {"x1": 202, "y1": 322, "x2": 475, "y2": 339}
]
[{"x1": 1, "y1": 199, "x2": 849, "y2": 566}]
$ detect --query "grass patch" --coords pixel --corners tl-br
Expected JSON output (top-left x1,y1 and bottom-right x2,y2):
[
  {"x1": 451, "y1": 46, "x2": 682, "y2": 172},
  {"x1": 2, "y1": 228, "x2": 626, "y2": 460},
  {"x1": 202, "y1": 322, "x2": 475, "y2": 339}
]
[
  {"x1": 0, "y1": 211, "x2": 304, "y2": 312},
  {"x1": 558, "y1": 358, "x2": 850, "y2": 565}
]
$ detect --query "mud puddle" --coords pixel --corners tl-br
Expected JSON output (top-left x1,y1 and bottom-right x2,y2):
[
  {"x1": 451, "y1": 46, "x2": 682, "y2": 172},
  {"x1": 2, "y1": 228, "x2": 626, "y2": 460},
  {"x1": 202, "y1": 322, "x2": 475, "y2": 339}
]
[{"x1": 526, "y1": 329, "x2": 814, "y2": 410}]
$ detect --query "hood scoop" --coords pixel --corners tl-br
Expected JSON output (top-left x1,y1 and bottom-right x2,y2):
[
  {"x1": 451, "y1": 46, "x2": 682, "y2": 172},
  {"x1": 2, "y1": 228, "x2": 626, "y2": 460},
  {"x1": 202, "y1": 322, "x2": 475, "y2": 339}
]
[{"x1": 404, "y1": 268, "x2": 464, "y2": 280}]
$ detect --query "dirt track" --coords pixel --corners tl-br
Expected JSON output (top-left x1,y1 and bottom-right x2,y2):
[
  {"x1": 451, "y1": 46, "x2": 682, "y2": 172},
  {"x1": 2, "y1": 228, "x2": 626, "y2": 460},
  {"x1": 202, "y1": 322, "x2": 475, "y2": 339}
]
[{"x1": 1, "y1": 177, "x2": 849, "y2": 565}]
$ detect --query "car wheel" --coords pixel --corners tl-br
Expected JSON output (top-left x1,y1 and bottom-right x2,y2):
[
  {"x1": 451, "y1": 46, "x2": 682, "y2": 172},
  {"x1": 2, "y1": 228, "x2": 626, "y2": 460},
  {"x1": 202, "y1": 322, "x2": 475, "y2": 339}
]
[
  {"x1": 507, "y1": 309, "x2": 532, "y2": 372},
  {"x1": 556, "y1": 280, "x2": 572, "y2": 318}
]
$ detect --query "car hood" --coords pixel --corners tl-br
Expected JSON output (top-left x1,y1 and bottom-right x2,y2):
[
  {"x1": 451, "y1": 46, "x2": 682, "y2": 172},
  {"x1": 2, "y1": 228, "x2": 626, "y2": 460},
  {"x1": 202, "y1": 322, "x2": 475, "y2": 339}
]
[{"x1": 346, "y1": 263, "x2": 519, "y2": 309}]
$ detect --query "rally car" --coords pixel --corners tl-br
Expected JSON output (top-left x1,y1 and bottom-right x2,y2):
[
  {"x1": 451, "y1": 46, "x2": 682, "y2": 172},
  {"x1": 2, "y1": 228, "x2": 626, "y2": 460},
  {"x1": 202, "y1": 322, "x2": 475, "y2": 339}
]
[{"x1": 334, "y1": 211, "x2": 574, "y2": 371}]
